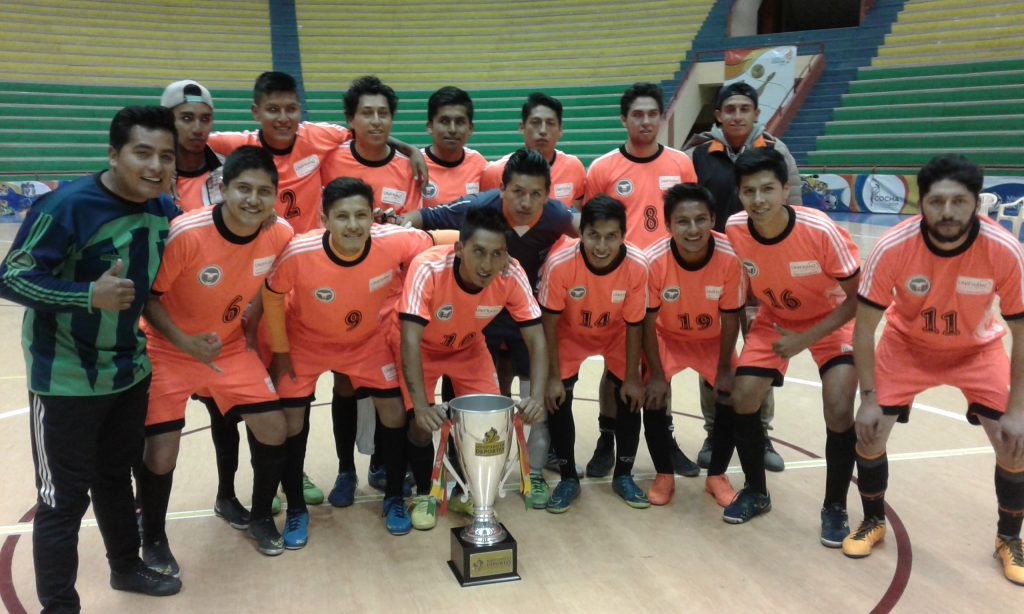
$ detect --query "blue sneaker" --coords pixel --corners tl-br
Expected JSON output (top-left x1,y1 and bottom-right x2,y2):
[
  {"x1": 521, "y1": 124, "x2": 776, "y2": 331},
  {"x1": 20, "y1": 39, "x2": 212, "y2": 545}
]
[
  {"x1": 283, "y1": 510, "x2": 309, "y2": 549},
  {"x1": 820, "y1": 503, "x2": 850, "y2": 548},
  {"x1": 383, "y1": 496, "x2": 412, "y2": 536},
  {"x1": 546, "y1": 479, "x2": 581, "y2": 514},
  {"x1": 612, "y1": 475, "x2": 650, "y2": 509},
  {"x1": 328, "y1": 471, "x2": 358, "y2": 508},
  {"x1": 367, "y1": 464, "x2": 387, "y2": 492},
  {"x1": 723, "y1": 488, "x2": 772, "y2": 524}
]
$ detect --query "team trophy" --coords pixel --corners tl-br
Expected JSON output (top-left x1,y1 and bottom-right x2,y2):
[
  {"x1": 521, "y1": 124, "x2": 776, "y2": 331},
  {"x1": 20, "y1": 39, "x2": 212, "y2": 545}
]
[{"x1": 444, "y1": 394, "x2": 522, "y2": 586}]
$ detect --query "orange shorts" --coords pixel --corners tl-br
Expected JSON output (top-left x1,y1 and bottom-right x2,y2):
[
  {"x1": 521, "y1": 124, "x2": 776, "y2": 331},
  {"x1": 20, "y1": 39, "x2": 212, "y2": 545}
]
[
  {"x1": 146, "y1": 339, "x2": 279, "y2": 434},
  {"x1": 657, "y1": 335, "x2": 736, "y2": 387},
  {"x1": 557, "y1": 326, "x2": 629, "y2": 381},
  {"x1": 875, "y1": 332, "x2": 1008, "y2": 424},
  {"x1": 275, "y1": 331, "x2": 401, "y2": 404},
  {"x1": 736, "y1": 315, "x2": 854, "y2": 386},
  {"x1": 389, "y1": 332, "x2": 498, "y2": 408}
]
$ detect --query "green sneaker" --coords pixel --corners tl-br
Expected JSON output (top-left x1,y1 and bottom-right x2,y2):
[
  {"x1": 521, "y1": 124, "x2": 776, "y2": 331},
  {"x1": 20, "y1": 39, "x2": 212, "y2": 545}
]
[
  {"x1": 447, "y1": 489, "x2": 474, "y2": 515},
  {"x1": 271, "y1": 495, "x2": 282, "y2": 516},
  {"x1": 409, "y1": 495, "x2": 438, "y2": 530},
  {"x1": 302, "y1": 473, "x2": 324, "y2": 505},
  {"x1": 528, "y1": 474, "x2": 550, "y2": 509}
]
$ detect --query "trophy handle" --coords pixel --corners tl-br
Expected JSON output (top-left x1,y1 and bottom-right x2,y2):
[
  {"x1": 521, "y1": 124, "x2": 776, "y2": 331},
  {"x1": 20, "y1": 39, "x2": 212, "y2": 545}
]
[
  {"x1": 443, "y1": 435, "x2": 472, "y2": 502},
  {"x1": 494, "y1": 433, "x2": 520, "y2": 500}
]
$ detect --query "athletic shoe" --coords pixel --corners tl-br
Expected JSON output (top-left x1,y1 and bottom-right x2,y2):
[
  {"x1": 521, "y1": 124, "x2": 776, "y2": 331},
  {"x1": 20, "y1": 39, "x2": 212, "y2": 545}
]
[
  {"x1": 612, "y1": 475, "x2": 651, "y2": 509},
  {"x1": 528, "y1": 474, "x2": 550, "y2": 509},
  {"x1": 409, "y1": 495, "x2": 438, "y2": 530},
  {"x1": 994, "y1": 537, "x2": 1024, "y2": 586},
  {"x1": 722, "y1": 488, "x2": 771, "y2": 524},
  {"x1": 271, "y1": 495, "x2": 282, "y2": 516},
  {"x1": 696, "y1": 437, "x2": 713, "y2": 470},
  {"x1": 367, "y1": 464, "x2": 387, "y2": 491},
  {"x1": 647, "y1": 474, "x2": 675, "y2": 506},
  {"x1": 764, "y1": 439, "x2": 785, "y2": 472},
  {"x1": 110, "y1": 560, "x2": 181, "y2": 597},
  {"x1": 283, "y1": 510, "x2": 309, "y2": 550},
  {"x1": 247, "y1": 516, "x2": 285, "y2": 556},
  {"x1": 448, "y1": 487, "x2": 474, "y2": 515},
  {"x1": 302, "y1": 473, "x2": 324, "y2": 505},
  {"x1": 670, "y1": 439, "x2": 701, "y2": 477},
  {"x1": 704, "y1": 474, "x2": 737, "y2": 507},
  {"x1": 585, "y1": 435, "x2": 615, "y2": 478},
  {"x1": 842, "y1": 517, "x2": 886, "y2": 558},
  {"x1": 820, "y1": 504, "x2": 850, "y2": 548},
  {"x1": 141, "y1": 539, "x2": 180, "y2": 578},
  {"x1": 328, "y1": 470, "x2": 358, "y2": 508},
  {"x1": 546, "y1": 479, "x2": 581, "y2": 514},
  {"x1": 214, "y1": 497, "x2": 250, "y2": 530},
  {"x1": 383, "y1": 496, "x2": 412, "y2": 536}
]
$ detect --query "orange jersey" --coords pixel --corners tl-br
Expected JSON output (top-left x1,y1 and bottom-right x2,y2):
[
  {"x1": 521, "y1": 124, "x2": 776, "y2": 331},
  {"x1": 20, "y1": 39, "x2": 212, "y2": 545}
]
[
  {"x1": 480, "y1": 149, "x2": 586, "y2": 208},
  {"x1": 173, "y1": 147, "x2": 224, "y2": 211},
  {"x1": 421, "y1": 146, "x2": 487, "y2": 208},
  {"x1": 726, "y1": 205, "x2": 860, "y2": 324},
  {"x1": 859, "y1": 215, "x2": 1024, "y2": 351},
  {"x1": 537, "y1": 239, "x2": 649, "y2": 336},
  {"x1": 322, "y1": 142, "x2": 422, "y2": 214},
  {"x1": 397, "y1": 245, "x2": 541, "y2": 353},
  {"x1": 146, "y1": 206, "x2": 293, "y2": 347},
  {"x1": 266, "y1": 224, "x2": 434, "y2": 344},
  {"x1": 584, "y1": 145, "x2": 696, "y2": 249},
  {"x1": 645, "y1": 233, "x2": 746, "y2": 342},
  {"x1": 208, "y1": 121, "x2": 352, "y2": 233}
]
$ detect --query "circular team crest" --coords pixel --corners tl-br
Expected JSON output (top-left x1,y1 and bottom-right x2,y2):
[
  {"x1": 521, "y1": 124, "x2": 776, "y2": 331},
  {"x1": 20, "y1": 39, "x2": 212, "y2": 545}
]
[
  {"x1": 742, "y1": 260, "x2": 759, "y2": 278},
  {"x1": 906, "y1": 276, "x2": 930, "y2": 296},
  {"x1": 422, "y1": 180, "x2": 438, "y2": 199},
  {"x1": 662, "y1": 287, "x2": 680, "y2": 302},
  {"x1": 436, "y1": 304, "x2": 454, "y2": 320},
  {"x1": 198, "y1": 265, "x2": 222, "y2": 286},
  {"x1": 569, "y1": 286, "x2": 587, "y2": 300},
  {"x1": 616, "y1": 179, "x2": 633, "y2": 197},
  {"x1": 314, "y1": 287, "x2": 336, "y2": 303}
]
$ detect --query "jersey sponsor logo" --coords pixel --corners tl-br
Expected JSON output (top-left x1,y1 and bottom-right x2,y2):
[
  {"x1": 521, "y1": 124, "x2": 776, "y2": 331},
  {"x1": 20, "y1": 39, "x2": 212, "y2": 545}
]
[
  {"x1": 956, "y1": 276, "x2": 994, "y2": 295},
  {"x1": 293, "y1": 155, "x2": 320, "y2": 178},
  {"x1": 198, "y1": 265, "x2": 222, "y2": 286},
  {"x1": 369, "y1": 270, "x2": 393, "y2": 293},
  {"x1": 553, "y1": 182, "x2": 573, "y2": 200},
  {"x1": 475, "y1": 305, "x2": 502, "y2": 318},
  {"x1": 204, "y1": 168, "x2": 224, "y2": 206},
  {"x1": 906, "y1": 275, "x2": 930, "y2": 295},
  {"x1": 789, "y1": 260, "x2": 822, "y2": 278},
  {"x1": 381, "y1": 362, "x2": 398, "y2": 382},
  {"x1": 742, "y1": 260, "x2": 759, "y2": 278},
  {"x1": 611, "y1": 290, "x2": 627, "y2": 303},
  {"x1": 465, "y1": 182, "x2": 480, "y2": 194},
  {"x1": 662, "y1": 286, "x2": 680, "y2": 302},
  {"x1": 615, "y1": 179, "x2": 633, "y2": 197},
  {"x1": 569, "y1": 286, "x2": 587, "y2": 300},
  {"x1": 314, "y1": 287, "x2": 335, "y2": 303},
  {"x1": 422, "y1": 181, "x2": 438, "y2": 199},
  {"x1": 253, "y1": 256, "x2": 275, "y2": 277},
  {"x1": 381, "y1": 187, "x2": 408, "y2": 207},
  {"x1": 705, "y1": 285, "x2": 723, "y2": 300},
  {"x1": 436, "y1": 304, "x2": 454, "y2": 320},
  {"x1": 658, "y1": 176, "x2": 681, "y2": 191}
]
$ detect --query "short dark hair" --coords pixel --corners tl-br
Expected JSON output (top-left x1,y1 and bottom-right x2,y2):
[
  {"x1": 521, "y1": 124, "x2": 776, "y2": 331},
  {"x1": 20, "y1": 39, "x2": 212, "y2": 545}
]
[
  {"x1": 428, "y1": 86, "x2": 474, "y2": 123},
  {"x1": 222, "y1": 145, "x2": 278, "y2": 187},
  {"x1": 620, "y1": 82, "x2": 664, "y2": 116},
  {"x1": 664, "y1": 183, "x2": 715, "y2": 223},
  {"x1": 253, "y1": 71, "x2": 298, "y2": 104},
  {"x1": 501, "y1": 148, "x2": 552, "y2": 191},
  {"x1": 716, "y1": 81, "x2": 759, "y2": 109},
  {"x1": 918, "y1": 154, "x2": 983, "y2": 200},
  {"x1": 460, "y1": 204, "x2": 511, "y2": 243},
  {"x1": 322, "y1": 177, "x2": 374, "y2": 214},
  {"x1": 521, "y1": 92, "x2": 563, "y2": 124},
  {"x1": 109, "y1": 105, "x2": 177, "y2": 152},
  {"x1": 580, "y1": 194, "x2": 627, "y2": 235},
  {"x1": 344, "y1": 75, "x2": 398, "y2": 119},
  {"x1": 734, "y1": 148, "x2": 789, "y2": 188}
]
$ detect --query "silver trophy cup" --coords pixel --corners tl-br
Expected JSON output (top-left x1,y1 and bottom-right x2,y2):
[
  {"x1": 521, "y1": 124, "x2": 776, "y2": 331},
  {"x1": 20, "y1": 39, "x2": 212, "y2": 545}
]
[{"x1": 445, "y1": 394, "x2": 520, "y2": 546}]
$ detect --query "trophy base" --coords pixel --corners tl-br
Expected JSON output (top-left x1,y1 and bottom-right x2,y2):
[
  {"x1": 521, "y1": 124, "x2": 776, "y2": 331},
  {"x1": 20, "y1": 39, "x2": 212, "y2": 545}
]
[{"x1": 448, "y1": 525, "x2": 520, "y2": 587}]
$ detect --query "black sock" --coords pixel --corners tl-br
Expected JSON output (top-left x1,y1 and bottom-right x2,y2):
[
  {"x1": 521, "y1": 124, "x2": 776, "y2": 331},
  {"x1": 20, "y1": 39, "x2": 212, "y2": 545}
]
[
  {"x1": 612, "y1": 382, "x2": 641, "y2": 478},
  {"x1": 995, "y1": 465, "x2": 1024, "y2": 538},
  {"x1": 708, "y1": 402, "x2": 736, "y2": 476},
  {"x1": 407, "y1": 433, "x2": 434, "y2": 495},
  {"x1": 332, "y1": 392, "x2": 358, "y2": 473},
  {"x1": 369, "y1": 411, "x2": 383, "y2": 471},
  {"x1": 249, "y1": 437, "x2": 286, "y2": 522},
  {"x1": 548, "y1": 386, "x2": 579, "y2": 480},
  {"x1": 203, "y1": 399, "x2": 239, "y2": 499},
  {"x1": 381, "y1": 423, "x2": 409, "y2": 499},
  {"x1": 734, "y1": 410, "x2": 766, "y2": 495},
  {"x1": 643, "y1": 410, "x2": 673, "y2": 474},
  {"x1": 597, "y1": 413, "x2": 615, "y2": 445},
  {"x1": 824, "y1": 427, "x2": 856, "y2": 508},
  {"x1": 856, "y1": 450, "x2": 888, "y2": 521},
  {"x1": 282, "y1": 429, "x2": 308, "y2": 513},
  {"x1": 666, "y1": 411, "x2": 677, "y2": 438},
  {"x1": 138, "y1": 464, "x2": 173, "y2": 543}
]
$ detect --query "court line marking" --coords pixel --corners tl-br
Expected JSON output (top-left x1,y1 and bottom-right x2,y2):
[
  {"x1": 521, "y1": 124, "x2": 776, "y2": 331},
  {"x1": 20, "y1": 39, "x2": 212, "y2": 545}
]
[{"x1": 0, "y1": 407, "x2": 28, "y2": 420}]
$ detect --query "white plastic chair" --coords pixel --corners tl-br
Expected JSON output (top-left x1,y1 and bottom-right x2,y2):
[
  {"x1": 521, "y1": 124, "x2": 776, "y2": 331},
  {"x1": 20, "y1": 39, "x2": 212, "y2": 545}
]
[{"x1": 986, "y1": 194, "x2": 1024, "y2": 241}]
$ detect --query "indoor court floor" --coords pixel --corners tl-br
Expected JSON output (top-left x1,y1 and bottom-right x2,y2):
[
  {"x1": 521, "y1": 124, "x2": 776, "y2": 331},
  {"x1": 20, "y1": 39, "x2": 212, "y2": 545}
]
[{"x1": 0, "y1": 218, "x2": 1020, "y2": 612}]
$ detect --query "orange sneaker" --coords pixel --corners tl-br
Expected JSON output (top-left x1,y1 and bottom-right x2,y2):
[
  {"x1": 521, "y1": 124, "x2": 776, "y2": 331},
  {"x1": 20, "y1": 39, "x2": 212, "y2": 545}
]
[
  {"x1": 995, "y1": 537, "x2": 1024, "y2": 586},
  {"x1": 647, "y1": 474, "x2": 675, "y2": 506},
  {"x1": 704, "y1": 474, "x2": 736, "y2": 507}
]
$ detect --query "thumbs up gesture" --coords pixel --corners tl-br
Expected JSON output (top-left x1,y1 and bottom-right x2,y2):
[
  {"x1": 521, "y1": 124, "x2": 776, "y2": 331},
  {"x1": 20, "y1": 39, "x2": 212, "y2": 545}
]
[{"x1": 90, "y1": 259, "x2": 136, "y2": 311}]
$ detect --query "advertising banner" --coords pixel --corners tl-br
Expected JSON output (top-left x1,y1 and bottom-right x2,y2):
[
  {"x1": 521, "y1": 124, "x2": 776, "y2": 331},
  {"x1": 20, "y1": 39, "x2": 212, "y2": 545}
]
[{"x1": 723, "y1": 46, "x2": 797, "y2": 127}]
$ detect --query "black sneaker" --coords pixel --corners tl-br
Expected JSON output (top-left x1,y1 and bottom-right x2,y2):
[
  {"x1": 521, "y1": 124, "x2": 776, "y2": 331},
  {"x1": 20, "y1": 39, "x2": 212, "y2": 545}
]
[
  {"x1": 670, "y1": 438, "x2": 700, "y2": 477},
  {"x1": 722, "y1": 488, "x2": 771, "y2": 524},
  {"x1": 696, "y1": 437, "x2": 712, "y2": 470},
  {"x1": 247, "y1": 516, "x2": 285, "y2": 556},
  {"x1": 585, "y1": 435, "x2": 615, "y2": 478},
  {"x1": 141, "y1": 538, "x2": 180, "y2": 578},
  {"x1": 214, "y1": 496, "x2": 251, "y2": 530},
  {"x1": 764, "y1": 439, "x2": 785, "y2": 472},
  {"x1": 110, "y1": 560, "x2": 181, "y2": 597}
]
